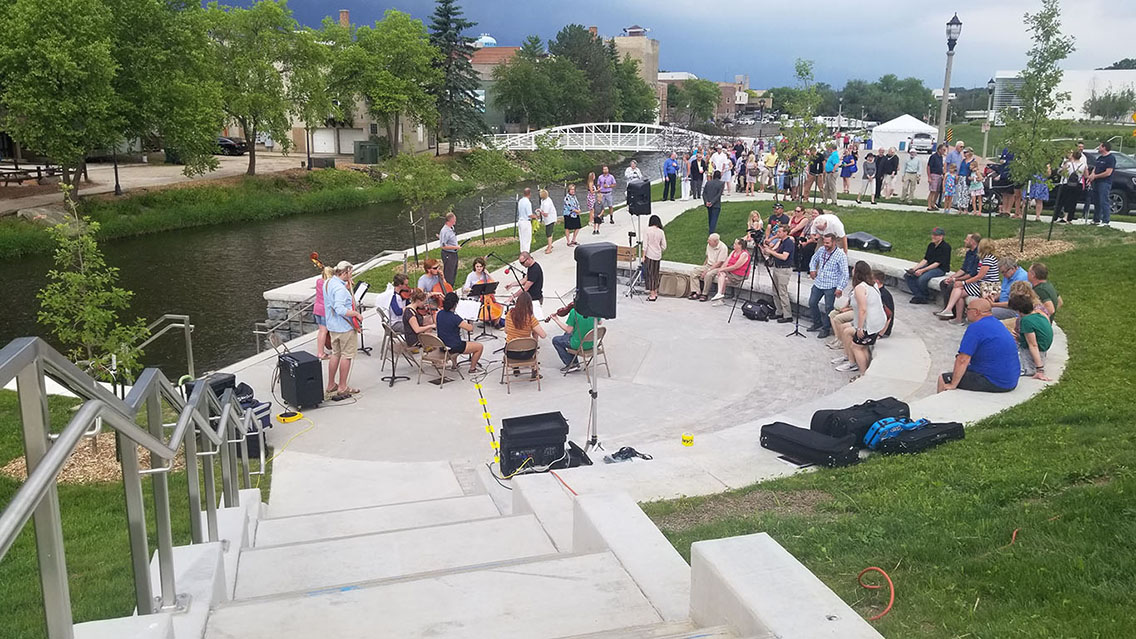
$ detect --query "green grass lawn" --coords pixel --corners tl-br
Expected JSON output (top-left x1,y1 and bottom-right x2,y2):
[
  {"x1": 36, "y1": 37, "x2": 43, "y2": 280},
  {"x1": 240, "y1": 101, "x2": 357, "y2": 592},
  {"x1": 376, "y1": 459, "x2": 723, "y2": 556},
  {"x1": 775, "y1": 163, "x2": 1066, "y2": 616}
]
[
  {"x1": 0, "y1": 389, "x2": 270, "y2": 638},
  {"x1": 646, "y1": 205, "x2": 1136, "y2": 637}
]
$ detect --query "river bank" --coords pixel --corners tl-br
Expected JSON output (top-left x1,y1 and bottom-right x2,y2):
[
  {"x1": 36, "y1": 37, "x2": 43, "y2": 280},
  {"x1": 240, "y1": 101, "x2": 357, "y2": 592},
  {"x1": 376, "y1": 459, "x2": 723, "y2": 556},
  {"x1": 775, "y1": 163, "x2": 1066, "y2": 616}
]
[{"x1": 0, "y1": 149, "x2": 626, "y2": 261}]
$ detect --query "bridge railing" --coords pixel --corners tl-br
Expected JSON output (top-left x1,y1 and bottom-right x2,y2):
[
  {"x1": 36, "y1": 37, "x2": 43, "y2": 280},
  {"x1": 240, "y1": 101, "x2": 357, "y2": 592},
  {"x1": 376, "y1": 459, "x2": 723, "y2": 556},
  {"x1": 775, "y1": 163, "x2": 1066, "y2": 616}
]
[{"x1": 485, "y1": 122, "x2": 711, "y2": 152}]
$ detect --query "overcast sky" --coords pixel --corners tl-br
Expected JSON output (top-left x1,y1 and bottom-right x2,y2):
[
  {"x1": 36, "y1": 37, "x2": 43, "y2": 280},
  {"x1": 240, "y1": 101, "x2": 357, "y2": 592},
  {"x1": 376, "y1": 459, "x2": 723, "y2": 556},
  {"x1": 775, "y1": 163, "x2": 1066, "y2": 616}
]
[{"x1": 277, "y1": 0, "x2": 1129, "y2": 88}]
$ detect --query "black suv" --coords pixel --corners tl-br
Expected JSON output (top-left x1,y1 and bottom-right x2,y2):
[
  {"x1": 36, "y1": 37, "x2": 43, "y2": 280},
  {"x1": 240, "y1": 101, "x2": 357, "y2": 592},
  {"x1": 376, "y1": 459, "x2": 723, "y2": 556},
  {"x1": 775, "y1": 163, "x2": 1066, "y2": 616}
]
[
  {"x1": 1081, "y1": 150, "x2": 1135, "y2": 217},
  {"x1": 216, "y1": 136, "x2": 248, "y2": 156}
]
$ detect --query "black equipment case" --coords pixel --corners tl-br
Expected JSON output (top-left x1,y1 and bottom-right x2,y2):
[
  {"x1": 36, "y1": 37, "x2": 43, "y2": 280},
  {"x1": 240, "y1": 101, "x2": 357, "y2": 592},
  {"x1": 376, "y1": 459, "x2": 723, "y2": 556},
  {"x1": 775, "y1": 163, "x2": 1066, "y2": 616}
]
[
  {"x1": 499, "y1": 412, "x2": 570, "y2": 475},
  {"x1": 760, "y1": 422, "x2": 860, "y2": 468},
  {"x1": 810, "y1": 397, "x2": 910, "y2": 445},
  {"x1": 877, "y1": 421, "x2": 965, "y2": 454}
]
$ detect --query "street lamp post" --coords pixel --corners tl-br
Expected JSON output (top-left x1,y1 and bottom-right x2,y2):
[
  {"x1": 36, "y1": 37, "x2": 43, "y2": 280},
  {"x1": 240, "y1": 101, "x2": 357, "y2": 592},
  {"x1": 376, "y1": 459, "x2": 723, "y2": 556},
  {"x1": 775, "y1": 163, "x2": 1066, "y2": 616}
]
[
  {"x1": 838, "y1": 96, "x2": 843, "y2": 132},
  {"x1": 982, "y1": 77, "x2": 996, "y2": 158},
  {"x1": 937, "y1": 14, "x2": 963, "y2": 145}
]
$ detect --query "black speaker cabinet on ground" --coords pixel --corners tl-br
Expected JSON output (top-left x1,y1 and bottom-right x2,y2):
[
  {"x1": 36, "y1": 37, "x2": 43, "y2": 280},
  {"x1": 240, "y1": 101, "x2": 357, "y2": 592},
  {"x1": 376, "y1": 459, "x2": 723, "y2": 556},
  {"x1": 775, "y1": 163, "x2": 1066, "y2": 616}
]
[
  {"x1": 278, "y1": 351, "x2": 323, "y2": 409},
  {"x1": 627, "y1": 180, "x2": 651, "y2": 216},
  {"x1": 183, "y1": 372, "x2": 236, "y2": 400},
  {"x1": 500, "y1": 411, "x2": 570, "y2": 475},
  {"x1": 574, "y1": 243, "x2": 617, "y2": 320}
]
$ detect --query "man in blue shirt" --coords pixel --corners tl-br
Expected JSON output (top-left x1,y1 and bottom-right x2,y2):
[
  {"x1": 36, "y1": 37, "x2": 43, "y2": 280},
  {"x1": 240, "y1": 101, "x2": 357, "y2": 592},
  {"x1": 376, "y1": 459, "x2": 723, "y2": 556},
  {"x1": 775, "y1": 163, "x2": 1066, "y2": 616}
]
[
  {"x1": 991, "y1": 258, "x2": 1029, "y2": 320},
  {"x1": 662, "y1": 152, "x2": 680, "y2": 201},
  {"x1": 324, "y1": 261, "x2": 364, "y2": 397},
  {"x1": 807, "y1": 233, "x2": 849, "y2": 339},
  {"x1": 937, "y1": 298, "x2": 1019, "y2": 393},
  {"x1": 1087, "y1": 141, "x2": 1116, "y2": 225},
  {"x1": 944, "y1": 141, "x2": 964, "y2": 173},
  {"x1": 822, "y1": 142, "x2": 841, "y2": 205}
]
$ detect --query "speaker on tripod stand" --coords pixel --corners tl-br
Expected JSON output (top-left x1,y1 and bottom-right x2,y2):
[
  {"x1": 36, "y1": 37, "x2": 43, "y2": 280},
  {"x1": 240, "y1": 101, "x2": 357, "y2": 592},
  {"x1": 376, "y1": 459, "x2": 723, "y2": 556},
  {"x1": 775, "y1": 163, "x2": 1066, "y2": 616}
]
[{"x1": 626, "y1": 180, "x2": 651, "y2": 216}]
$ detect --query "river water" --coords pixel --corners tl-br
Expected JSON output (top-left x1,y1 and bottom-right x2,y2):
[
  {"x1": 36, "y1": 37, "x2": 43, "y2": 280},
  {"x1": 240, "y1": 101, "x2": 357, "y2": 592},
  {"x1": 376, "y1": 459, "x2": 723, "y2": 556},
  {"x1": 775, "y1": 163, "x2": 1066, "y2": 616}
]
[{"x1": 0, "y1": 153, "x2": 664, "y2": 374}]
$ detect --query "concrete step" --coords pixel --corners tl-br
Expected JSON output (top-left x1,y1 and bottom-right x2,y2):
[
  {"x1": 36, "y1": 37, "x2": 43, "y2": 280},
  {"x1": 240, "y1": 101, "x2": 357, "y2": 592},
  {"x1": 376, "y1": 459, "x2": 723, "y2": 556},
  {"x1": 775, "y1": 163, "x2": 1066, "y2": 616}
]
[
  {"x1": 254, "y1": 494, "x2": 500, "y2": 547},
  {"x1": 207, "y1": 552, "x2": 662, "y2": 639},
  {"x1": 234, "y1": 514, "x2": 556, "y2": 599},
  {"x1": 562, "y1": 622, "x2": 741, "y2": 638}
]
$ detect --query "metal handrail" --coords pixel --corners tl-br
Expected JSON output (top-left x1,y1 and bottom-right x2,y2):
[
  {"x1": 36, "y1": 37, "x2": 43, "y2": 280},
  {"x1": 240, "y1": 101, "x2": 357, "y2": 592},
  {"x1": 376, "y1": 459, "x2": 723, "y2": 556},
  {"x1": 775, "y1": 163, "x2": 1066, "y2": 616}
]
[{"x1": 0, "y1": 336, "x2": 257, "y2": 638}]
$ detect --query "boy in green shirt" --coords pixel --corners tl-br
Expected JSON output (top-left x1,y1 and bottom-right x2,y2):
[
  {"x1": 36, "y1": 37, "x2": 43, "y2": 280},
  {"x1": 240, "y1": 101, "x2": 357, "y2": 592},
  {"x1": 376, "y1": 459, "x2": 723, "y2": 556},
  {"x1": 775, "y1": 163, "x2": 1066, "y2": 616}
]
[
  {"x1": 1009, "y1": 293, "x2": 1053, "y2": 380},
  {"x1": 550, "y1": 308, "x2": 595, "y2": 371},
  {"x1": 1028, "y1": 262, "x2": 1062, "y2": 321}
]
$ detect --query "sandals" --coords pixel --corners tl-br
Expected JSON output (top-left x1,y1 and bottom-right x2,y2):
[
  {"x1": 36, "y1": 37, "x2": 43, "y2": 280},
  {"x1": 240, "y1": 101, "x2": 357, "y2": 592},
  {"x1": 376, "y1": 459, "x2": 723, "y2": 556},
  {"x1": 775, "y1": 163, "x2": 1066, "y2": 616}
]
[
  {"x1": 647, "y1": 296, "x2": 658, "y2": 302},
  {"x1": 344, "y1": 387, "x2": 361, "y2": 395},
  {"x1": 698, "y1": 295, "x2": 708, "y2": 302},
  {"x1": 688, "y1": 292, "x2": 699, "y2": 300}
]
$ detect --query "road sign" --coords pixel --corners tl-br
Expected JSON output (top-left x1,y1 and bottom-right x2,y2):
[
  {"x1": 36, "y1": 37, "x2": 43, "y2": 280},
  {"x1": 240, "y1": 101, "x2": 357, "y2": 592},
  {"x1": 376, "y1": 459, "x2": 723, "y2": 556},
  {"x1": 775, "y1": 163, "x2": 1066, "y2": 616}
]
[{"x1": 946, "y1": 128, "x2": 954, "y2": 143}]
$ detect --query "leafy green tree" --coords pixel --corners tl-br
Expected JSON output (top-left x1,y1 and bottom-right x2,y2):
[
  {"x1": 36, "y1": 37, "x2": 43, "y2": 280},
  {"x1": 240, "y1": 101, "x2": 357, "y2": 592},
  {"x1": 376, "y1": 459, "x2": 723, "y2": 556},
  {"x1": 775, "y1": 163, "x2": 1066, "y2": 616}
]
[
  {"x1": 518, "y1": 34, "x2": 546, "y2": 60},
  {"x1": 778, "y1": 60, "x2": 828, "y2": 185},
  {"x1": 614, "y1": 55, "x2": 657, "y2": 122},
  {"x1": 1083, "y1": 88, "x2": 1136, "y2": 121},
  {"x1": 544, "y1": 57, "x2": 591, "y2": 124},
  {"x1": 549, "y1": 25, "x2": 616, "y2": 120},
  {"x1": 462, "y1": 147, "x2": 522, "y2": 188},
  {"x1": 38, "y1": 186, "x2": 149, "y2": 379},
  {"x1": 335, "y1": 10, "x2": 440, "y2": 157},
  {"x1": 669, "y1": 79, "x2": 721, "y2": 126},
  {"x1": 288, "y1": 23, "x2": 342, "y2": 159},
  {"x1": 428, "y1": 0, "x2": 486, "y2": 154},
  {"x1": 529, "y1": 132, "x2": 568, "y2": 184},
  {"x1": 1003, "y1": 0, "x2": 1075, "y2": 249},
  {"x1": 387, "y1": 153, "x2": 451, "y2": 264},
  {"x1": 0, "y1": 0, "x2": 118, "y2": 193},
  {"x1": 206, "y1": 0, "x2": 298, "y2": 175},
  {"x1": 1100, "y1": 58, "x2": 1136, "y2": 70},
  {"x1": 492, "y1": 52, "x2": 551, "y2": 130}
]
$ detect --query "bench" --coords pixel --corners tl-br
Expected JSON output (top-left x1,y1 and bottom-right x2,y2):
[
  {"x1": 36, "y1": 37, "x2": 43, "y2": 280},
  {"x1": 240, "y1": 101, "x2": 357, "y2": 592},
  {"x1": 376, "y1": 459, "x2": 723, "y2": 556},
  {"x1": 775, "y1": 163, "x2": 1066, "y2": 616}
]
[{"x1": 1, "y1": 165, "x2": 61, "y2": 186}]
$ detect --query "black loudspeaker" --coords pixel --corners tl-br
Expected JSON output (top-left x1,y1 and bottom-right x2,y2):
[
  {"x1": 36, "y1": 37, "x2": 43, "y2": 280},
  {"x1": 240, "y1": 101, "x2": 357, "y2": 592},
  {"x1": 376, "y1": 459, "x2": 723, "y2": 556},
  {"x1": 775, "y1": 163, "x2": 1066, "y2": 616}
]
[
  {"x1": 278, "y1": 351, "x2": 323, "y2": 409},
  {"x1": 500, "y1": 412, "x2": 569, "y2": 475},
  {"x1": 627, "y1": 180, "x2": 651, "y2": 216},
  {"x1": 574, "y1": 243, "x2": 617, "y2": 320}
]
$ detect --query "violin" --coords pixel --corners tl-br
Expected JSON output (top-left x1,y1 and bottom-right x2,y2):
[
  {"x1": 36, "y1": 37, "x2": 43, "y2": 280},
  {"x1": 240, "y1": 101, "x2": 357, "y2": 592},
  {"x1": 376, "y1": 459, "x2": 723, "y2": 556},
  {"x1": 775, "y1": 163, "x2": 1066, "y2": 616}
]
[{"x1": 543, "y1": 301, "x2": 575, "y2": 322}]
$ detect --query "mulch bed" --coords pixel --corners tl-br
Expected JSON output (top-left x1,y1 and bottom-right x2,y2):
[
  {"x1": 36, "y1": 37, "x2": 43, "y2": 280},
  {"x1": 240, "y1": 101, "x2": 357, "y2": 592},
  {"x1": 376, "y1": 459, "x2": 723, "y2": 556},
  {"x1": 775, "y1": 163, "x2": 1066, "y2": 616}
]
[{"x1": 2, "y1": 432, "x2": 186, "y2": 484}]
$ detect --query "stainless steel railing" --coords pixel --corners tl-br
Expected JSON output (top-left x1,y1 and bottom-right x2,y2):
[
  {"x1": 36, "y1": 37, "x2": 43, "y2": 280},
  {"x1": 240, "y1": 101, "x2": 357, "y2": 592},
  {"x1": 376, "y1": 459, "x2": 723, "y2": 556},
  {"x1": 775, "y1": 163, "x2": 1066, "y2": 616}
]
[{"x1": 0, "y1": 336, "x2": 258, "y2": 638}]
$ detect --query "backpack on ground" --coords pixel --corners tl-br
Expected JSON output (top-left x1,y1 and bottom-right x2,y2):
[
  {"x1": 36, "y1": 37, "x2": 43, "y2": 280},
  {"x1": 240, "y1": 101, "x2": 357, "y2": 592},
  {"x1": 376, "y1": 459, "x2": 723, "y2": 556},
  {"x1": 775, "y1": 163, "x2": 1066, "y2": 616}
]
[
  {"x1": 863, "y1": 417, "x2": 930, "y2": 450},
  {"x1": 742, "y1": 299, "x2": 776, "y2": 321},
  {"x1": 877, "y1": 422, "x2": 965, "y2": 454},
  {"x1": 760, "y1": 421, "x2": 860, "y2": 468},
  {"x1": 810, "y1": 397, "x2": 910, "y2": 445}
]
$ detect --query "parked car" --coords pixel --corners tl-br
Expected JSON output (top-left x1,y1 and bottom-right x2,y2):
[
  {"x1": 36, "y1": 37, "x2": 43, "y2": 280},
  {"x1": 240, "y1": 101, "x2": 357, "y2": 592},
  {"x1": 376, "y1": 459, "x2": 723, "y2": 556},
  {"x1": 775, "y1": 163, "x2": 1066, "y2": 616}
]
[
  {"x1": 911, "y1": 132, "x2": 934, "y2": 154},
  {"x1": 216, "y1": 137, "x2": 248, "y2": 156}
]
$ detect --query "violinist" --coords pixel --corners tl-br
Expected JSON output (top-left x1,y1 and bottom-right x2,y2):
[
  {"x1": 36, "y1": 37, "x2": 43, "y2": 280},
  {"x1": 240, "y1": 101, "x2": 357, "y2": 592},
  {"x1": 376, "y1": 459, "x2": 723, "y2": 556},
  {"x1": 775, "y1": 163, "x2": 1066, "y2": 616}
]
[
  {"x1": 389, "y1": 273, "x2": 410, "y2": 331},
  {"x1": 463, "y1": 257, "x2": 504, "y2": 328},
  {"x1": 401, "y1": 288, "x2": 434, "y2": 349},
  {"x1": 505, "y1": 252, "x2": 544, "y2": 302},
  {"x1": 504, "y1": 292, "x2": 547, "y2": 378},
  {"x1": 547, "y1": 302, "x2": 594, "y2": 372}
]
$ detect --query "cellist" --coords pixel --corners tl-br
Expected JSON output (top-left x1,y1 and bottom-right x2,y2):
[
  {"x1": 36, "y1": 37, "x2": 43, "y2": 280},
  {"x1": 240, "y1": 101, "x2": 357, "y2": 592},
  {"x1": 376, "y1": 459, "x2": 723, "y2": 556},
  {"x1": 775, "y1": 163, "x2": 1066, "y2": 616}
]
[
  {"x1": 463, "y1": 257, "x2": 504, "y2": 328},
  {"x1": 417, "y1": 258, "x2": 453, "y2": 307}
]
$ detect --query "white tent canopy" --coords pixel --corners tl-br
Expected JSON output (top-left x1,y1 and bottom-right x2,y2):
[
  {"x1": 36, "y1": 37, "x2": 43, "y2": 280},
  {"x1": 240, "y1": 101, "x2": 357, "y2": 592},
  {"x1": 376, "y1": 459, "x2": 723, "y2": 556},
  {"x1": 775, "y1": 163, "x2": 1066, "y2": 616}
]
[{"x1": 871, "y1": 115, "x2": 938, "y2": 153}]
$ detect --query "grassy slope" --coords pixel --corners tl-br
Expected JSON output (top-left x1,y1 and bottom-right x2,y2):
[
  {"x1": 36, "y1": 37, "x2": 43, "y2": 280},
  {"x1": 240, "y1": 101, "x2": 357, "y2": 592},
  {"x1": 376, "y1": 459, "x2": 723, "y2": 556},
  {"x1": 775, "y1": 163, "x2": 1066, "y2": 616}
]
[{"x1": 646, "y1": 205, "x2": 1136, "y2": 637}]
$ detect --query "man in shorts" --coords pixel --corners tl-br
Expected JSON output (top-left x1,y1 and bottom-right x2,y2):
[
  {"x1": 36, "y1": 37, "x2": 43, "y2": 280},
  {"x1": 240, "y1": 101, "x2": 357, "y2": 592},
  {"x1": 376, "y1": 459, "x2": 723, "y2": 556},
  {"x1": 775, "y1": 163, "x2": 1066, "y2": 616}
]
[
  {"x1": 324, "y1": 260, "x2": 364, "y2": 397},
  {"x1": 596, "y1": 166, "x2": 616, "y2": 223},
  {"x1": 937, "y1": 298, "x2": 1019, "y2": 393}
]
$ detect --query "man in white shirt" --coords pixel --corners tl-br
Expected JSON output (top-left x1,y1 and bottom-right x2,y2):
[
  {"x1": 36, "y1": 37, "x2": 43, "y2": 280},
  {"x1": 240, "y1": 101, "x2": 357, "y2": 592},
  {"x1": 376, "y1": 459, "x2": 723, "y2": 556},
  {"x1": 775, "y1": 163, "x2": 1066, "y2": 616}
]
[
  {"x1": 811, "y1": 211, "x2": 848, "y2": 253},
  {"x1": 516, "y1": 188, "x2": 534, "y2": 254}
]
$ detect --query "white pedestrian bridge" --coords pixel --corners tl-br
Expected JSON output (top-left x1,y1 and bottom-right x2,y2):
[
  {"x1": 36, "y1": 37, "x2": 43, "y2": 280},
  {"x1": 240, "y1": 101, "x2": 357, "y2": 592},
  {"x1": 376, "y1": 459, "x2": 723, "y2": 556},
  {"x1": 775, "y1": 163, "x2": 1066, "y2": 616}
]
[{"x1": 484, "y1": 122, "x2": 714, "y2": 152}]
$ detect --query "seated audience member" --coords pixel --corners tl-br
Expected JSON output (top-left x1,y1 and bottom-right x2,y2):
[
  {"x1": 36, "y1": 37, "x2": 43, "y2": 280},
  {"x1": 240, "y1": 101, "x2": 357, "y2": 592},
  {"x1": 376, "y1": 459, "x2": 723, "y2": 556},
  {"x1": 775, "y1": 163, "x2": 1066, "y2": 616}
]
[
  {"x1": 503, "y1": 291, "x2": 546, "y2": 362},
  {"x1": 937, "y1": 298, "x2": 1019, "y2": 393},
  {"x1": 388, "y1": 273, "x2": 410, "y2": 331},
  {"x1": 710, "y1": 238, "x2": 752, "y2": 302},
  {"x1": 938, "y1": 238, "x2": 998, "y2": 323},
  {"x1": 903, "y1": 227, "x2": 950, "y2": 304},
  {"x1": 1027, "y1": 262, "x2": 1062, "y2": 321},
  {"x1": 1008, "y1": 289, "x2": 1053, "y2": 381},
  {"x1": 873, "y1": 269, "x2": 895, "y2": 337},
  {"x1": 547, "y1": 304, "x2": 595, "y2": 372},
  {"x1": 833, "y1": 261, "x2": 888, "y2": 374},
  {"x1": 435, "y1": 292, "x2": 485, "y2": 374},
  {"x1": 767, "y1": 203, "x2": 790, "y2": 231},
  {"x1": 937, "y1": 233, "x2": 981, "y2": 312},
  {"x1": 689, "y1": 233, "x2": 730, "y2": 300},
  {"x1": 401, "y1": 288, "x2": 433, "y2": 348},
  {"x1": 991, "y1": 258, "x2": 1029, "y2": 320},
  {"x1": 808, "y1": 233, "x2": 849, "y2": 339},
  {"x1": 787, "y1": 206, "x2": 809, "y2": 239}
]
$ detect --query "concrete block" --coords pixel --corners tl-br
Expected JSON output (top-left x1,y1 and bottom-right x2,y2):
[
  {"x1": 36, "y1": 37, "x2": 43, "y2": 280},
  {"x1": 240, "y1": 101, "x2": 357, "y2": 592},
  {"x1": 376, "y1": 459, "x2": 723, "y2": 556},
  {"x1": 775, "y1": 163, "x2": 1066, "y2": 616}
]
[
  {"x1": 197, "y1": 506, "x2": 250, "y2": 599},
  {"x1": 74, "y1": 614, "x2": 173, "y2": 639},
  {"x1": 690, "y1": 533, "x2": 882, "y2": 638},
  {"x1": 512, "y1": 472, "x2": 577, "y2": 552},
  {"x1": 574, "y1": 493, "x2": 691, "y2": 622},
  {"x1": 237, "y1": 488, "x2": 263, "y2": 544},
  {"x1": 254, "y1": 495, "x2": 499, "y2": 547},
  {"x1": 235, "y1": 514, "x2": 556, "y2": 599},
  {"x1": 147, "y1": 542, "x2": 226, "y2": 639}
]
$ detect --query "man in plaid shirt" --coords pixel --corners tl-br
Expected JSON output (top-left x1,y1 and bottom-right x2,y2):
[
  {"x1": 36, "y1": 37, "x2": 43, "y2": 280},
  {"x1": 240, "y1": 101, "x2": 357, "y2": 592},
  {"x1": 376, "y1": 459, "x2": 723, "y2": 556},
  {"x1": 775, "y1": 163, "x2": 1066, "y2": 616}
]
[{"x1": 807, "y1": 233, "x2": 849, "y2": 339}]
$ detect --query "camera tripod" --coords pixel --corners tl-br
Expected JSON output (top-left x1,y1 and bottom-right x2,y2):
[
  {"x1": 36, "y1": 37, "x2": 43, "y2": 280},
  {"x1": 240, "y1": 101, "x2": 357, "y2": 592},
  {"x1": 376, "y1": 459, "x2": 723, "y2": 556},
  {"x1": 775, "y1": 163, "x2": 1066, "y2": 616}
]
[{"x1": 727, "y1": 228, "x2": 776, "y2": 323}]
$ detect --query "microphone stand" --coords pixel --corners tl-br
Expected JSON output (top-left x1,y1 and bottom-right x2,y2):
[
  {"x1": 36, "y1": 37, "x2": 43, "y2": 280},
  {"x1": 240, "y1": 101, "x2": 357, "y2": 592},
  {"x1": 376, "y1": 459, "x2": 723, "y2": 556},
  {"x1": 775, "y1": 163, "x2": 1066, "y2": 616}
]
[
  {"x1": 786, "y1": 268, "x2": 806, "y2": 338},
  {"x1": 486, "y1": 251, "x2": 525, "y2": 288}
]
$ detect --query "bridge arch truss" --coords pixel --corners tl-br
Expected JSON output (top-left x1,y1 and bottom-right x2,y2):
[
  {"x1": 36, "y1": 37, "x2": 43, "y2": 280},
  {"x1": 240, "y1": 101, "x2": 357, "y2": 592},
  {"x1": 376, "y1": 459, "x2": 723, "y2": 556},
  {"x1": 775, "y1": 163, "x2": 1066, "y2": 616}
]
[{"x1": 483, "y1": 122, "x2": 713, "y2": 153}]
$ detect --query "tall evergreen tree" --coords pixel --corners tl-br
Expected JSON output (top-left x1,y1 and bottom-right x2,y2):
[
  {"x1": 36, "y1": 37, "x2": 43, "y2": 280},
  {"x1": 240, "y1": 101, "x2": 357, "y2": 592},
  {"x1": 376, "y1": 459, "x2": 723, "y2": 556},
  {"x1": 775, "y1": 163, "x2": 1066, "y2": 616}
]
[
  {"x1": 549, "y1": 25, "x2": 616, "y2": 120},
  {"x1": 428, "y1": 0, "x2": 485, "y2": 154}
]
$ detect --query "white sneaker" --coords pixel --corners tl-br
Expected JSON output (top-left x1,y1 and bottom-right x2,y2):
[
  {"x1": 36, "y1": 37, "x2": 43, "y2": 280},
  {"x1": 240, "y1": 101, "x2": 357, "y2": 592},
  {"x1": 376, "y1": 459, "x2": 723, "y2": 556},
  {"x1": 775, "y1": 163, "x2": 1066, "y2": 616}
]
[
  {"x1": 831, "y1": 355, "x2": 848, "y2": 364},
  {"x1": 934, "y1": 309, "x2": 954, "y2": 318},
  {"x1": 710, "y1": 293, "x2": 725, "y2": 301},
  {"x1": 835, "y1": 362, "x2": 859, "y2": 372}
]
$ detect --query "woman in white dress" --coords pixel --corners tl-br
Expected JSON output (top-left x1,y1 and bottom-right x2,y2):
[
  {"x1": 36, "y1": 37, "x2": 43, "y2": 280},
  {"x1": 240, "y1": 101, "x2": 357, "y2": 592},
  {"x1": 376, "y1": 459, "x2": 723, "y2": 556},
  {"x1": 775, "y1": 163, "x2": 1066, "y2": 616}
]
[{"x1": 537, "y1": 189, "x2": 558, "y2": 254}]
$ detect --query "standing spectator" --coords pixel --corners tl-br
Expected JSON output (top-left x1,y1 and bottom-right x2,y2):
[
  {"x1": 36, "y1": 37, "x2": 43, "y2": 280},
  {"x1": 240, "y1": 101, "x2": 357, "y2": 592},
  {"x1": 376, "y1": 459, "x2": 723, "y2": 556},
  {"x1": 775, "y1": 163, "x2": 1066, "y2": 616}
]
[
  {"x1": 689, "y1": 150, "x2": 706, "y2": 200},
  {"x1": 745, "y1": 153, "x2": 759, "y2": 196},
  {"x1": 807, "y1": 233, "x2": 849, "y2": 339},
  {"x1": 680, "y1": 151, "x2": 692, "y2": 200},
  {"x1": 874, "y1": 147, "x2": 892, "y2": 200},
  {"x1": 702, "y1": 170, "x2": 725, "y2": 235},
  {"x1": 840, "y1": 145, "x2": 857, "y2": 194},
  {"x1": 936, "y1": 298, "x2": 1020, "y2": 393},
  {"x1": 563, "y1": 184, "x2": 582, "y2": 247},
  {"x1": 687, "y1": 233, "x2": 729, "y2": 301},
  {"x1": 1052, "y1": 150, "x2": 1087, "y2": 223},
  {"x1": 597, "y1": 166, "x2": 617, "y2": 224},
  {"x1": 1027, "y1": 262, "x2": 1063, "y2": 320},
  {"x1": 927, "y1": 143, "x2": 946, "y2": 210},
  {"x1": 856, "y1": 152, "x2": 877, "y2": 204},
  {"x1": 735, "y1": 153, "x2": 747, "y2": 193},
  {"x1": 643, "y1": 215, "x2": 667, "y2": 302},
  {"x1": 942, "y1": 163, "x2": 959, "y2": 214},
  {"x1": 762, "y1": 147, "x2": 778, "y2": 193},
  {"x1": 883, "y1": 147, "x2": 900, "y2": 198},
  {"x1": 903, "y1": 227, "x2": 951, "y2": 304},
  {"x1": 967, "y1": 154, "x2": 985, "y2": 216},
  {"x1": 624, "y1": 159, "x2": 644, "y2": 182},
  {"x1": 438, "y1": 212, "x2": 460, "y2": 288},
  {"x1": 794, "y1": 209, "x2": 820, "y2": 271},
  {"x1": 997, "y1": 147, "x2": 1022, "y2": 217},
  {"x1": 586, "y1": 172, "x2": 600, "y2": 234},
  {"x1": 517, "y1": 188, "x2": 535, "y2": 254},
  {"x1": 945, "y1": 140, "x2": 965, "y2": 174},
  {"x1": 1008, "y1": 289, "x2": 1053, "y2": 380},
  {"x1": 313, "y1": 266, "x2": 333, "y2": 359},
  {"x1": 1086, "y1": 141, "x2": 1116, "y2": 225},
  {"x1": 803, "y1": 147, "x2": 823, "y2": 201},
  {"x1": 823, "y1": 142, "x2": 841, "y2": 205},
  {"x1": 900, "y1": 149, "x2": 922, "y2": 204},
  {"x1": 719, "y1": 148, "x2": 734, "y2": 195},
  {"x1": 1027, "y1": 167, "x2": 1050, "y2": 222},
  {"x1": 761, "y1": 224, "x2": 796, "y2": 322},
  {"x1": 662, "y1": 152, "x2": 680, "y2": 201},
  {"x1": 537, "y1": 189, "x2": 558, "y2": 255}
]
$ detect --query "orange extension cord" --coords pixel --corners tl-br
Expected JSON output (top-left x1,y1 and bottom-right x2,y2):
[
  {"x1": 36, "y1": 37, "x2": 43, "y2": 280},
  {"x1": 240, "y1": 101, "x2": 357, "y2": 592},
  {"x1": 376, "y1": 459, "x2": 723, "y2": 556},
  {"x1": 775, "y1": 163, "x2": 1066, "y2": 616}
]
[{"x1": 857, "y1": 567, "x2": 895, "y2": 621}]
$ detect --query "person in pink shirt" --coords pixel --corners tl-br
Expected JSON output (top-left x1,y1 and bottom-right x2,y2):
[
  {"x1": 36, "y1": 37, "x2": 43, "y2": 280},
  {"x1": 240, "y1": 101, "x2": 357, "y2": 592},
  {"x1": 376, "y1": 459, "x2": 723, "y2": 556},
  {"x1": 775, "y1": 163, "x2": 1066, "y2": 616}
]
[
  {"x1": 643, "y1": 215, "x2": 668, "y2": 301},
  {"x1": 711, "y1": 238, "x2": 751, "y2": 302},
  {"x1": 313, "y1": 266, "x2": 333, "y2": 359}
]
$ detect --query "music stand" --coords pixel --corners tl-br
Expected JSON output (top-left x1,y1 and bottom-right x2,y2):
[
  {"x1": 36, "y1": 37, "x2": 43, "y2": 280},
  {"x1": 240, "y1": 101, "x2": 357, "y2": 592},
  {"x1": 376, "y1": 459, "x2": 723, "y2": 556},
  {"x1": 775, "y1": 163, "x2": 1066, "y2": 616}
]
[
  {"x1": 469, "y1": 281, "x2": 500, "y2": 341},
  {"x1": 353, "y1": 281, "x2": 373, "y2": 356}
]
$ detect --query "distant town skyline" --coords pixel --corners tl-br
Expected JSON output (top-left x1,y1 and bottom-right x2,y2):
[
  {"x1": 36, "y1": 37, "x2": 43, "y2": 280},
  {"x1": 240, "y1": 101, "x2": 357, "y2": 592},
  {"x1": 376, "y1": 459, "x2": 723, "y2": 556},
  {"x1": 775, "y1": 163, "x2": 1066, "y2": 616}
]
[{"x1": 260, "y1": 0, "x2": 1124, "y2": 89}]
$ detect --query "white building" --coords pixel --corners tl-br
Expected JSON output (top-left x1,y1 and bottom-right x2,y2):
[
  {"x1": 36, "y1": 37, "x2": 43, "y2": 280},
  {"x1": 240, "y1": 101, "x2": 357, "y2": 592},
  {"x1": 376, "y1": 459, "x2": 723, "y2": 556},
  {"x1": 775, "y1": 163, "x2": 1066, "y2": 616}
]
[{"x1": 992, "y1": 69, "x2": 1136, "y2": 122}]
